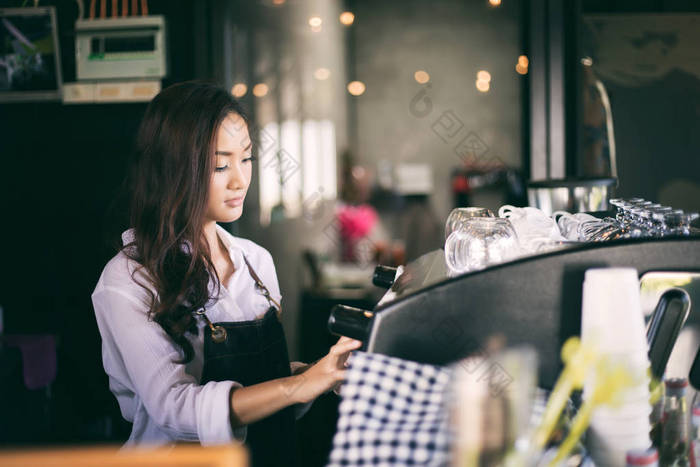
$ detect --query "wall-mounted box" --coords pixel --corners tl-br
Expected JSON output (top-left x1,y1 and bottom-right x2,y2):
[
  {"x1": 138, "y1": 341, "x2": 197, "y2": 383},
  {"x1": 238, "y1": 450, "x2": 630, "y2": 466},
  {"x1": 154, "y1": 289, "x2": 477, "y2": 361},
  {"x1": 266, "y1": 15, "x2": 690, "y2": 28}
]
[{"x1": 75, "y1": 16, "x2": 167, "y2": 80}]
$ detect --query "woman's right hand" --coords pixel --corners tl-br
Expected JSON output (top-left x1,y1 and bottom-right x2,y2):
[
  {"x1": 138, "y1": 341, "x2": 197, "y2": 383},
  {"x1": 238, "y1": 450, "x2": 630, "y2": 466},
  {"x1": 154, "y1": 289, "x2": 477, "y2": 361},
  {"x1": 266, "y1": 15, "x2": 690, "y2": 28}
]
[{"x1": 291, "y1": 336, "x2": 362, "y2": 404}]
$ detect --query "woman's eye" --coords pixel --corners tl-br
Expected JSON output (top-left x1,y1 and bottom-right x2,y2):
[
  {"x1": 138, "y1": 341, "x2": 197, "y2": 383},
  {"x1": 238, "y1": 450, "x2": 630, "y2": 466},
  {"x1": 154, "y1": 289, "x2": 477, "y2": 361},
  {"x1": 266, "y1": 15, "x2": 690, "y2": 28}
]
[
  {"x1": 215, "y1": 165, "x2": 229, "y2": 172},
  {"x1": 243, "y1": 155, "x2": 257, "y2": 163}
]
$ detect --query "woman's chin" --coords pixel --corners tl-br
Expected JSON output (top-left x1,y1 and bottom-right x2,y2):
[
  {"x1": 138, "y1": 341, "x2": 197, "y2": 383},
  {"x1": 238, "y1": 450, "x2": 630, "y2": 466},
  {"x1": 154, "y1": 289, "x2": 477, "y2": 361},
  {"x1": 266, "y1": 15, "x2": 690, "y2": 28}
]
[{"x1": 218, "y1": 208, "x2": 243, "y2": 223}]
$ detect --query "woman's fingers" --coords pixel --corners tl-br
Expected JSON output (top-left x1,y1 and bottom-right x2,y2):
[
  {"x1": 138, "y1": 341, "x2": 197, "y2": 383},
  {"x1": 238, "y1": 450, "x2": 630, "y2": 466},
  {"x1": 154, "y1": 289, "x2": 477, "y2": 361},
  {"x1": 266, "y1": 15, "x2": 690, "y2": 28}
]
[
  {"x1": 336, "y1": 335, "x2": 363, "y2": 345},
  {"x1": 333, "y1": 338, "x2": 362, "y2": 354}
]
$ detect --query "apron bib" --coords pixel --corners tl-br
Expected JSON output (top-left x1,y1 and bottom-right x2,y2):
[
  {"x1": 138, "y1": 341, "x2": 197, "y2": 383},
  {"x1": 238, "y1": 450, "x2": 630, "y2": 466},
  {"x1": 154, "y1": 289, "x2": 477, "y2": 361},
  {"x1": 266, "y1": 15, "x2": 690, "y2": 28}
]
[{"x1": 197, "y1": 256, "x2": 296, "y2": 467}]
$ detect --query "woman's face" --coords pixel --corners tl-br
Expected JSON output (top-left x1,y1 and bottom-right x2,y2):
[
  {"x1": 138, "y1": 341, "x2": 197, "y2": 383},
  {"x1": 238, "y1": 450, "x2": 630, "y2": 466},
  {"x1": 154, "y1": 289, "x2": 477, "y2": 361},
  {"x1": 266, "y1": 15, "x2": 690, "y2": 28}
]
[{"x1": 204, "y1": 113, "x2": 253, "y2": 224}]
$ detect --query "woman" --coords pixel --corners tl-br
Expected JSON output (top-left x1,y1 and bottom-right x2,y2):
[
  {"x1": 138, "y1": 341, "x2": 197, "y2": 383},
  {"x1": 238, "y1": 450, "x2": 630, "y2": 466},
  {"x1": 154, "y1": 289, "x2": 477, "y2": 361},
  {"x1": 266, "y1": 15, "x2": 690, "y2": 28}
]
[{"x1": 91, "y1": 82, "x2": 361, "y2": 464}]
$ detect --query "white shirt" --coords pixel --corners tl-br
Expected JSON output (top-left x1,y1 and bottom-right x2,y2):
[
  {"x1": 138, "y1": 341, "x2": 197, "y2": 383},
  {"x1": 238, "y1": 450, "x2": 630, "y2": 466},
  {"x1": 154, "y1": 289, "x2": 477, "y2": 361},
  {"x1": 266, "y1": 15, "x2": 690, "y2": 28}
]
[{"x1": 92, "y1": 224, "x2": 287, "y2": 446}]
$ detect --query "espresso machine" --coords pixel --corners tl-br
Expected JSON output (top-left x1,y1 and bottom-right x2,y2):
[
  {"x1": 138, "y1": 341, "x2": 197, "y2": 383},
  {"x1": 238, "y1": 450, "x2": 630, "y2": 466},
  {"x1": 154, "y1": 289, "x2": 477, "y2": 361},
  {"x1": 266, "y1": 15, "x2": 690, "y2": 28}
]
[{"x1": 329, "y1": 236, "x2": 700, "y2": 389}]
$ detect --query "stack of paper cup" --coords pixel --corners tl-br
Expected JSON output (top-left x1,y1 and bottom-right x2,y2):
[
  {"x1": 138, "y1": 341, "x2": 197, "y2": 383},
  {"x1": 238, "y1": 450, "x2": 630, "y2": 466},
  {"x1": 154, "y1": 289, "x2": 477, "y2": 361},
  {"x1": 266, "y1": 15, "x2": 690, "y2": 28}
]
[{"x1": 581, "y1": 268, "x2": 652, "y2": 467}]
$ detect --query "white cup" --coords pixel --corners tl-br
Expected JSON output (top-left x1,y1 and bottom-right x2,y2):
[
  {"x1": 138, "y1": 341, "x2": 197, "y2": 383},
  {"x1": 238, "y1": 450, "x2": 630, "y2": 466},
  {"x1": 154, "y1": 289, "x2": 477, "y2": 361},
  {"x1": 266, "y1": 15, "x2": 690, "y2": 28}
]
[
  {"x1": 581, "y1": 268, "x2": 647, "y2": 353},
  {"x1": 581, "y1": 268, "x2": 653, "y2": 467}
]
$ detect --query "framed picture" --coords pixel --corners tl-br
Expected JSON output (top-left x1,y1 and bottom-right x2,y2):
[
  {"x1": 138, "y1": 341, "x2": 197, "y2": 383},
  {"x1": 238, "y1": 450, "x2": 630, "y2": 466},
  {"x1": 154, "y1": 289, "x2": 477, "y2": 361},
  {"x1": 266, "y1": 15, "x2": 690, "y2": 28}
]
[{"x1": 0, "y1": 6, "x2": 63, "y2": 102}]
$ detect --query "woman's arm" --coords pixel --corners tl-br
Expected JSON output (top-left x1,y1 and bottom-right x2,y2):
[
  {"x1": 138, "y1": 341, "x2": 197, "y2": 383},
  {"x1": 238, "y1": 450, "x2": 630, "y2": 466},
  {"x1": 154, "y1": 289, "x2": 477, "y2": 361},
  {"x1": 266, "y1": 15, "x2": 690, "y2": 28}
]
[
  {"x1": 229, "y1": 336, "x2": 361, "y2": 427},
  {"x1": 93, "y1": 285, "x2": 239, "y2": 444}
]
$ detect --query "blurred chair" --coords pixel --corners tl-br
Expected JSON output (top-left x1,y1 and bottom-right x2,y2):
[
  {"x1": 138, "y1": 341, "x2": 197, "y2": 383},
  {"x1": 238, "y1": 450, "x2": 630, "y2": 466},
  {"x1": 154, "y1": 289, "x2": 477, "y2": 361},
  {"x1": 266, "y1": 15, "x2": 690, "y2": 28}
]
[{"x1": 0, "y1": 334, "x2": 57, "y2": 444}]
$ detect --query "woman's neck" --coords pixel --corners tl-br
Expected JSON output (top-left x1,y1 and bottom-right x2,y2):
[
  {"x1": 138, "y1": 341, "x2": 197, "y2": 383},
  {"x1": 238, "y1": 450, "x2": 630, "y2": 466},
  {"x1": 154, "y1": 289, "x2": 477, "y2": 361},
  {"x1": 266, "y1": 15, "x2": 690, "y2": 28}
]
[{"x1": 202, "y1": 221, "x2": 225, "y2": 259}]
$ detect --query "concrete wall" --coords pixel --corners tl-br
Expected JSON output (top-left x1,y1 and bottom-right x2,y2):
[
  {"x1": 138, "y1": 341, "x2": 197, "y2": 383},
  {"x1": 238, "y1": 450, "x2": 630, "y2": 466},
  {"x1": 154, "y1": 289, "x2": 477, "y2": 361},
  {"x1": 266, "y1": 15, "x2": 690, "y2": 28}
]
[{"x1": 351, "y1": 0, "x2": 524, "y2": 222}]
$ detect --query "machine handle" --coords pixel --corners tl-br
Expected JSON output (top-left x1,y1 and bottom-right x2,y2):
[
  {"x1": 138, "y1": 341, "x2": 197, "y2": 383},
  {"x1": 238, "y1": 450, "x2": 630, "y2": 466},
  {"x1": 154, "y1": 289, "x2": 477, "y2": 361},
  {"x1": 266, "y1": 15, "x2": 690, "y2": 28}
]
[
  {"x1": 373, "y1": 265, "x2": 398, "y2": 289},
  {"x1": 690, "y1": 347, "x2": 700, "y2": 391},
  {"x1": 328, "y1": 305, "x2": 374, "y2": 341},
  {"x1": 646, "y1": 288, "x2": 691, "y2": 380}
]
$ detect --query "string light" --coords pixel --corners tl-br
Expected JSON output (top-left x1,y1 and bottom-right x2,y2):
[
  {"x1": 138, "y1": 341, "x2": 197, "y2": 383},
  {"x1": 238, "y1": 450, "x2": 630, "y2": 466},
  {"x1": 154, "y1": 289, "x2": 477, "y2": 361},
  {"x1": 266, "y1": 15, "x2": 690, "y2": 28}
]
[
  {"x1": 309, "y1": 16, "x2": 322, "y2": 27},
  {"x1": 489, "y1": 0, "x2": 502, "y2": 6},
  {"x1": 476, "y1": 80, "x2": 490, "y2": 92}
]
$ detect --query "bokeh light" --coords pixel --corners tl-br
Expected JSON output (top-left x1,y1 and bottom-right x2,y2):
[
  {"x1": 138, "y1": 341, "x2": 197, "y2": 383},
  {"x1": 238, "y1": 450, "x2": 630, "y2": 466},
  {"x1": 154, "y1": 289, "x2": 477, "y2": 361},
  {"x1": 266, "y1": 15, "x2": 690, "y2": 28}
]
[
  {"x1": 339, "y1": 11, "x2": 354, "y2": 25},
  {"x1": 414, "y1": 70, "x2": 430, "y2": 84},
  {"x1": 253, "y1": 83, "x2": 269, "y2": 97},
  {"x1": 476, "y1": 80, "x2": 490, "y2": 92},
  {"x1": 231, "y1": 83, "x2": 247, "y2": 98},
  {"x1": 477, "y1": 70, "x2": 491, "y2": 82},
  {"x1": 347, "y1": 81, "x2": 366, "y2": 96},
  {"x1": 314, "y1": 68, "x2": 331, "y2": 80}
]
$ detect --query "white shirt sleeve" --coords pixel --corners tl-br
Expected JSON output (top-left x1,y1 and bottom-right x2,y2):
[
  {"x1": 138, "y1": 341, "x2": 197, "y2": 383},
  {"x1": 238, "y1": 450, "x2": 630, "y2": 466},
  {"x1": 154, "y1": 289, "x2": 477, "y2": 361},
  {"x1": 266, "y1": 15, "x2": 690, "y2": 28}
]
[{"x1": 93, "y1": 285, "x2": 245, "y2": 445}]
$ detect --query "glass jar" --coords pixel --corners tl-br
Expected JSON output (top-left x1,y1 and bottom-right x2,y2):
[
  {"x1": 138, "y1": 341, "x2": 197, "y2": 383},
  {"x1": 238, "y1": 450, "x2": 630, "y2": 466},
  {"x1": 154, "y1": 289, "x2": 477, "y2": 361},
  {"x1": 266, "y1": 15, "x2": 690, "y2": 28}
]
[{"x1": 444, "y1": 218, "x2": 519, "y2": 275}]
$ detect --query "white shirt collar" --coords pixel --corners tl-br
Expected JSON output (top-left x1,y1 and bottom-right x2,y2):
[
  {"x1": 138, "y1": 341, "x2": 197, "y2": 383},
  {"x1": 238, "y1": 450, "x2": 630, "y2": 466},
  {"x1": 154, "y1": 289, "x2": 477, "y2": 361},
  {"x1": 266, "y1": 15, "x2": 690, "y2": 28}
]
[{"x1": 121, "y1": 225, "x2": 246, "y2": 266}]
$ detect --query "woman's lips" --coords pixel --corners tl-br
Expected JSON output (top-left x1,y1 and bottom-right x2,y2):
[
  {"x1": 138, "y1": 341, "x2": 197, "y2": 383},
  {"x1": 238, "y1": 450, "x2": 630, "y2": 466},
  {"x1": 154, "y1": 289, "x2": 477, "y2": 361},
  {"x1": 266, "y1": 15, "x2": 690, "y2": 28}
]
[{"x1": 225, "y1": 197, "x2": 244, "y2": 207}]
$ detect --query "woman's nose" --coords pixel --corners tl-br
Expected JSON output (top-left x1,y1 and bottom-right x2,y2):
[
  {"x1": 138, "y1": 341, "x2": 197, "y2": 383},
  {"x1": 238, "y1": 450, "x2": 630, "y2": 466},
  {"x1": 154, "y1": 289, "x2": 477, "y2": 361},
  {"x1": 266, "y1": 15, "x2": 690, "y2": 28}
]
[{"x1": 228, "y1": 162, "x2": 248, "y2": 190}]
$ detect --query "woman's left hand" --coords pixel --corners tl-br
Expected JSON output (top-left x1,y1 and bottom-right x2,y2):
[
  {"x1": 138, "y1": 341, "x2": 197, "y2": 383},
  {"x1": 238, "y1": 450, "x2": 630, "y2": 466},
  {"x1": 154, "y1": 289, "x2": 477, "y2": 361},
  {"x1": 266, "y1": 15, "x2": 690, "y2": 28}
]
[{"x1": 291, "y1": 336, "x2": 362, "y2": 404}]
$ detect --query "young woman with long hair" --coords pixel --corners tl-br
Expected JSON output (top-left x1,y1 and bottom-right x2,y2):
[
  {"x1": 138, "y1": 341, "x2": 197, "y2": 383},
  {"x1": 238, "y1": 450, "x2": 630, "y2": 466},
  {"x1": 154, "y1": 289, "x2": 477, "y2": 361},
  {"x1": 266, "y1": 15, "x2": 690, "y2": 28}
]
[{"x1": 91, "y1": 82, "x2": 361, "y2": 465}]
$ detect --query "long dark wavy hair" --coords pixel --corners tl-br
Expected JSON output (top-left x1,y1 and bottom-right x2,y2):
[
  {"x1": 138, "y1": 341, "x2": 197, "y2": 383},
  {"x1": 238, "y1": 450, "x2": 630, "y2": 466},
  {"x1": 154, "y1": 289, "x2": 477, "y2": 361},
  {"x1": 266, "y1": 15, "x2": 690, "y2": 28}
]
[{"x1": 123, "y1": 81, "x2": 250, "y2": 363}]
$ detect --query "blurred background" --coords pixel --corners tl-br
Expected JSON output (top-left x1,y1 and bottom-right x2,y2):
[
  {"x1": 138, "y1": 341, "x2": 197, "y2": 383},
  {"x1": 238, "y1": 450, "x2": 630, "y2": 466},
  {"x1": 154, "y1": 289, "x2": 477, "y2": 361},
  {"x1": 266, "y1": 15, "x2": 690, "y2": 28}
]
[{"x1": 0, "y1": 0, "x2": 699, "y2": 462}]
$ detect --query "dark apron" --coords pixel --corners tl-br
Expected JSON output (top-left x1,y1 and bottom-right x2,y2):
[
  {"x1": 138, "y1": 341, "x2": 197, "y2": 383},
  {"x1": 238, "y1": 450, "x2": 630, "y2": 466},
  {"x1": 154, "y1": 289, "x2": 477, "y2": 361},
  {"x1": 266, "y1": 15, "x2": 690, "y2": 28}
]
[{"x1": 196, "y1": 256, "x2": 296, "y2": 467}]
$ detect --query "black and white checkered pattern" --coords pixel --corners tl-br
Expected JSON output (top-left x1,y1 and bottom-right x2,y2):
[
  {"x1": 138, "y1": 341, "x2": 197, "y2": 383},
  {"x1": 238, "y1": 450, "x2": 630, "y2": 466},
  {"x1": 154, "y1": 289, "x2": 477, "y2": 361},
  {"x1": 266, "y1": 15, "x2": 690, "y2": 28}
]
[{"x1": 327, "y1": 351, "x2": 451, "y2": 467}]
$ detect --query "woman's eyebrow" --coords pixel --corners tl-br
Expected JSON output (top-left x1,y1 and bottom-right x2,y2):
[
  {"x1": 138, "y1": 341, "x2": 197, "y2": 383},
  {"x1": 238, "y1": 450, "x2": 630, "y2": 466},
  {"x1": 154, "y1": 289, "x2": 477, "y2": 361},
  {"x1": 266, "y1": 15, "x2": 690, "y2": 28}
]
[{"x1": 215, "y1": 142, "x2": 252, "y2": 156}]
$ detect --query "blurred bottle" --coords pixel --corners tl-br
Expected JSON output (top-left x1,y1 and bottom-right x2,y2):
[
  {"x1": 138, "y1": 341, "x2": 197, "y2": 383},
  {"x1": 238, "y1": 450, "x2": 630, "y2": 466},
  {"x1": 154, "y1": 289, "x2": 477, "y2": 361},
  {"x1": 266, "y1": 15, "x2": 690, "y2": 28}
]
[
  {"x1": 650, "y1": 381, "x2": 665, "y2": 450},
  {"x1": 690, "y1": 393, "x2": 700, "y2": 467},
  {"x1": 626, "y1": 448, "x2": 659, "y2": 467},
  {"x1": 661, "y1": 378, "x2": 690, "y2": 467},
  {"x1": 449, "y1": 347, "x2": 538, "y2": 467}
]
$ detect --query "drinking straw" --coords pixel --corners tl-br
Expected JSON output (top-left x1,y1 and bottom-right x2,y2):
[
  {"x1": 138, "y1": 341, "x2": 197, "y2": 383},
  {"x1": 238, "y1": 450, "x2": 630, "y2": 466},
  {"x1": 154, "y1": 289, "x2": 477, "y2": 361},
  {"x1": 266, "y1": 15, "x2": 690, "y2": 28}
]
[
  {"x1": 531, "y1": 337, "x2": 597, "y2": 450},
  {"x1": 549, "y1": 357, "x2": 637, "y2": 466}
]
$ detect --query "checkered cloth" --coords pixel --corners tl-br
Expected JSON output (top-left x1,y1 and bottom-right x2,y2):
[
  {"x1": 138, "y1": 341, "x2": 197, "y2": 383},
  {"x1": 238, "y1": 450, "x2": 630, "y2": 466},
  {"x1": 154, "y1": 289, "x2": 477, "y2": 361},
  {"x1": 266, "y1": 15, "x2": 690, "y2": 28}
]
[{"x1": 327, "y1": 351, "x2": 451, "y2": 467}]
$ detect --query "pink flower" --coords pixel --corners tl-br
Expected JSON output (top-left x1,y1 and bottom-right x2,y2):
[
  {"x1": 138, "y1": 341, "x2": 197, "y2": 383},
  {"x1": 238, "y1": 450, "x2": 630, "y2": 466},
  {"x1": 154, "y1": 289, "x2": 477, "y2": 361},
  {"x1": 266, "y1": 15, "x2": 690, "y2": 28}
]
[{"x1": 337, "y1": 204, "x2": 378, "y2": 240}]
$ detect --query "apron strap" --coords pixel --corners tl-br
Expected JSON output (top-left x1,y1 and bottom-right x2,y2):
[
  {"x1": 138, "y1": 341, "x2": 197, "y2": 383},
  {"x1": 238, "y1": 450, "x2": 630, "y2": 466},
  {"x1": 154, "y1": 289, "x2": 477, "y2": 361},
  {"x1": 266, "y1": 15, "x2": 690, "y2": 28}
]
[
  {"x1": 243, "y1": 255, "x2": 282, "y2": 314},
  {"x1": 193, "y1": 253, "x2": 283, "y2": 343}
]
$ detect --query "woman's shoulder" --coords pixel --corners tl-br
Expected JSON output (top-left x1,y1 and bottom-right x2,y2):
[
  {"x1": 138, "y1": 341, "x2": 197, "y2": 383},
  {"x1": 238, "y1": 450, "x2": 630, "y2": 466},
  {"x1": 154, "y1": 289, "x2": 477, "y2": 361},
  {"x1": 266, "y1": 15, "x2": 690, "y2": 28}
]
[{"x1": 93, "y1": 240, "x2": 153, "y2": 306}]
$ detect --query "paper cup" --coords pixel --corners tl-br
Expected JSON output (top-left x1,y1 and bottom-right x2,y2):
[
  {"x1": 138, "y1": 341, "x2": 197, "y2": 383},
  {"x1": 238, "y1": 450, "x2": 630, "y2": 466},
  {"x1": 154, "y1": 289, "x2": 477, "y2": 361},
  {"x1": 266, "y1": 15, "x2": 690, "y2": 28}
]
[{"x1": 581, "y1": 268, "x2": 647, "y2": 353}]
